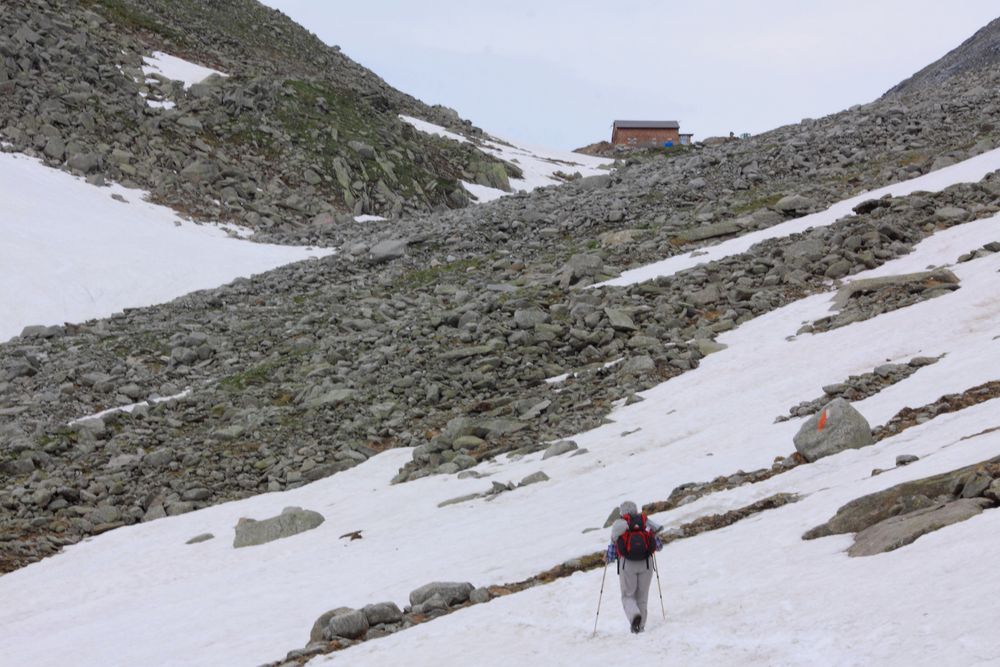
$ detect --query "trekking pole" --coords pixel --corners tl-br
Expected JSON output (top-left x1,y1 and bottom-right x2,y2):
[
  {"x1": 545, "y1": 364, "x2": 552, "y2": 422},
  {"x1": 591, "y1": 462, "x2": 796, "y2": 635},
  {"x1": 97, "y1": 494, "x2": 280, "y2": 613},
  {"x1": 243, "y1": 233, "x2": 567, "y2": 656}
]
[
  {"x1": 592, "y1": 560, "x2": 609, "y2": 637},
  {"x1": 652, "y1": 552, "x2": 666, "y2": 620}
]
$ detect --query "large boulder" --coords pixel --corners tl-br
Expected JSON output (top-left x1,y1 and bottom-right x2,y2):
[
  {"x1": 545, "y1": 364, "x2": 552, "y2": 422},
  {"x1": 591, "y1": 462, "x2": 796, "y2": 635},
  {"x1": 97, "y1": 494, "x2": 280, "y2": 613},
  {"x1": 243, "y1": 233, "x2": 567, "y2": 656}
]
[
  {"x1": 847, "y1": 498, "x2": 991, "y2": 557},
  {"x1": 310, "y1": 607, "x2": 369, "y2": 641},
  {"x1": 793, "y1": 398, "x2": 873, "y2": 462},
  {"x1": 409, "y1": 581, "x2": 474, "y2": 608},
  {"x1": 233, "y1": 506, "x2": 325, "y2": 548}
]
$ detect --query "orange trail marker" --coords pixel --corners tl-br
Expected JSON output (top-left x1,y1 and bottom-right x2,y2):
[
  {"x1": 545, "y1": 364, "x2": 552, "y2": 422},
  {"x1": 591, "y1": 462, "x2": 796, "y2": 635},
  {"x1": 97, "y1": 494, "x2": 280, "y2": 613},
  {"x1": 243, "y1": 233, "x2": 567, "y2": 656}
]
[{"x1": 817, "y1": 409, "x2": 828, "y2": 432}]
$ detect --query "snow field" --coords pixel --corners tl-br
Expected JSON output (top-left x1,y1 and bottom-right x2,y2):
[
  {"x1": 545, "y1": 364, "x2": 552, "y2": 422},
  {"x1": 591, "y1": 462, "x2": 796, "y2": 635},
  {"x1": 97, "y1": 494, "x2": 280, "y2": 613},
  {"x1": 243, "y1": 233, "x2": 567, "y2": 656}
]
[
  {"x1": 0, "y1": 152, "x2": 333, "y2": 343},
  {"x1": 326, "y1": 222, "x2": 1000, "y2": 666},
  {"x1": 1, "y1": 204, "x2": 999, "y2": 666}
]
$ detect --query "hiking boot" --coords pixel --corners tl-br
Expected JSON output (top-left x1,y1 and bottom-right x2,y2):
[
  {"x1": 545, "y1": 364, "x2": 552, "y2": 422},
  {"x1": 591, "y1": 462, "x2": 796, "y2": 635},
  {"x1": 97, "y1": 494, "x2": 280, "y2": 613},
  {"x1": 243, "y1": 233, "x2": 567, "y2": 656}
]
[{"x1": 631, "y1": 614, "x2": 642, "y2": 634}]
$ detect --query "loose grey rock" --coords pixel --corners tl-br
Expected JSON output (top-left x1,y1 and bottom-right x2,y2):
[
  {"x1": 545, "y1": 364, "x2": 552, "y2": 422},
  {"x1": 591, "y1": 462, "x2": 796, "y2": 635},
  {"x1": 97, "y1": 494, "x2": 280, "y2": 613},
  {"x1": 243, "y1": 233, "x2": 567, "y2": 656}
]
[
  {"x1": 622, "y1": 355, "x2": 655, "y2": 374},
  {"x1": 542, "y1": 440, "x2": 578, "y2": 459},
  {"x1": 774, "y1": 194, "x2": 815, "y2": 213},
  {"x1": 519, "y1": 471, "x2": 550, "y2": 486},
  {"x1": 312, "y1": 607, "x2": 369, "y2": 640},
  {"x1": 362, "y1": 601, "x2": 403, "y2": 626},
  {"x1": 513, "y1": 308, "x2": 549, "y2": 329},
  {"x1": 603, "y1": 308, "x2": 637, "y2": 332},
  {"x1": 437, "y1": 492, "x2": 482, "y2": 508},
  {"x1": 959, "y1": 471, "x2": 993, "y2": 498},
  {"x1": 186, "y1": 533, "x2": 214, "y2": 544},
  {"x1": 469, "y1": 587, "x2": 491, "y2": 604},
  {"x1": 369, "y1": 239, "x2": 408, "y2": 263},
  {"x1": 409, "y1": 581, "x2": 474, "y2": 607}
]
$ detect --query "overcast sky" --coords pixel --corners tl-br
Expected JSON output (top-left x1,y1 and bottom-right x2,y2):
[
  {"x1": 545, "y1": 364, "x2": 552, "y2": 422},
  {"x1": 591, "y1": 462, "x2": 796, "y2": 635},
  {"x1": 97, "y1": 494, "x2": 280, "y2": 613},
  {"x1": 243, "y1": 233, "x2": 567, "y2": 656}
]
[{"x1": 262, "y1": 1, "x2": 998, "y2": 149}]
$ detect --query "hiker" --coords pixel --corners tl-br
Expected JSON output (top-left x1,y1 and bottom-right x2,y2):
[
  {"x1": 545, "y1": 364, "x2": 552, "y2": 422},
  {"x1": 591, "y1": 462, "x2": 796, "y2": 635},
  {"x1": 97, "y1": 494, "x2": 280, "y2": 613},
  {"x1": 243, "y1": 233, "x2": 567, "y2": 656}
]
[{"x1": 604, "y1": 500, "x2": 663, "y2": 633}]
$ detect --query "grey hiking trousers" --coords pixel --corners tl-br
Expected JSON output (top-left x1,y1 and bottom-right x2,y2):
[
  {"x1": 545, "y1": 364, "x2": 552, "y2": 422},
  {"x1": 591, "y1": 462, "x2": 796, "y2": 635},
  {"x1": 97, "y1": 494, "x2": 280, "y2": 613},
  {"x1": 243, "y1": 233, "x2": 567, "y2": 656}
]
[{"x1": 618, "y1": 557, "x2": 653, "y2": 630}]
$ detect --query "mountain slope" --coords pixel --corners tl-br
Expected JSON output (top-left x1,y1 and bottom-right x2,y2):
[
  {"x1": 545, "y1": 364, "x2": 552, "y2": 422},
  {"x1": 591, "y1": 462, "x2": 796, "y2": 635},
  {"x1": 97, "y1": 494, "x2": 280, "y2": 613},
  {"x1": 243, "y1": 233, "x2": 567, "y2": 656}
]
[
  {"x1": 4, "y1": 12, "x2": 1000, "y2": 576},
  {"x1": 2, "y1": 12, "x2": 1000, "y2": 667},
  {"x1": 886, "y1": 16, "x2": 1000, "y2": 96},
  {"x1": 1, "y1": 185, "x2": 998, "y2": 667},
  {"x1": 0, "y1": 0, "x2": 520, "y2": 232}
]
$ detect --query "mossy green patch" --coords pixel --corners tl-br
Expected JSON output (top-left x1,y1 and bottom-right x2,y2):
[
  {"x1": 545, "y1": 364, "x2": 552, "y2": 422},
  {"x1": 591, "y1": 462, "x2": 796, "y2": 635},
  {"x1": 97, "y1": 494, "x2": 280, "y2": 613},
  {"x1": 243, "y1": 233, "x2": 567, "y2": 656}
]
[
  {"x1": 219, "y1": 363, "x2": 275, "y2": 391},
  {"x1": 731, "y1": 192, "x2": 783, "y2": 215},
  {"x1": 83, "y1": 0, "x2": 186, "y2": 43}
]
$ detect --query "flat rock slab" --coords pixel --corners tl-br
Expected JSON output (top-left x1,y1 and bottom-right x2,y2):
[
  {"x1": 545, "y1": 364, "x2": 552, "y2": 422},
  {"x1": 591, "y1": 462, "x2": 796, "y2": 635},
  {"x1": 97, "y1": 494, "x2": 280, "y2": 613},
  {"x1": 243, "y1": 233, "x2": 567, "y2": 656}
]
[
  {"x1": 233, "y1": 506, "x2": 325, "y2": 548},
  {"x1": 673, "y1": 221, "x2": 741, "y2": 243},
  {"x1": 831, "y1": 268, "x2": 959, "y2": 310},
  {"x1": 804, "y1": 455, "x2": 1000, "y2": 539},
  {"x1": 848, "y1": 498, "x2": 992, "y2": 557}
]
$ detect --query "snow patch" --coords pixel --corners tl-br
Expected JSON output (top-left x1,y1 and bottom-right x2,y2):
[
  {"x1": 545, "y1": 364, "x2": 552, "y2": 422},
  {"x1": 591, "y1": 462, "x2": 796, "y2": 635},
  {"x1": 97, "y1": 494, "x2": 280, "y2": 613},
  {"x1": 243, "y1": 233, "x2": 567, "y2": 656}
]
[
  {"x1": 0, "y1": 152, "x2": 333, "y2": 343},
  {"x1": 399, "y1": 115, "x2": 469, "y2": 144},
  {"x1": 145, "y1": 99, "x2": 176, "y2": 111},
  {"x1": 141, "y1": 51, "x2": 227, "y2": 89},
  {"x1": 400, "y1": 115, "x2": 611, "y2": 198},
  {"x1": 460, "y1": 180, "x2": 507, "y2": 203},
  {"x1": 69, "y1": 389, "x2": 192, "y2": 425},
  {"x1": 353, "y1": 214, "x2": 388, "y2": 223}
]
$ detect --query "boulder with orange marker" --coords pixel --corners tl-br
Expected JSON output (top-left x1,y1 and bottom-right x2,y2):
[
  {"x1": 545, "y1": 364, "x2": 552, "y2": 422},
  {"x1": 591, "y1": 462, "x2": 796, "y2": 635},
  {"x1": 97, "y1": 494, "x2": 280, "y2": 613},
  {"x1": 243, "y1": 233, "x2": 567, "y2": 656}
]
[{"x1": 793, "y1": 398, "x2": 875, "y2": 462}]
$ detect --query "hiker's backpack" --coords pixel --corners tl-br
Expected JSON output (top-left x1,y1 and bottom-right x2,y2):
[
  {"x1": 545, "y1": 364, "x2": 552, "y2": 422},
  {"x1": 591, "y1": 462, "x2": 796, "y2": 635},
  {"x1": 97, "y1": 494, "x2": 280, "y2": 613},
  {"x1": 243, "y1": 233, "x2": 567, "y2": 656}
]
[{"x1": 616, "y1": 512, "x2": 654, "y2": 561}]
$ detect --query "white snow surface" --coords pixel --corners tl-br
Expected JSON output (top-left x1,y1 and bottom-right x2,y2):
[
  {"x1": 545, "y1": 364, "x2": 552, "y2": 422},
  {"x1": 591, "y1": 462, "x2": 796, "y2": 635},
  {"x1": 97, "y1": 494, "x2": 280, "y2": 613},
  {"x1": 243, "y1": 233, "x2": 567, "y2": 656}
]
[
  {"x1": 400, "y1": 114, "x2": 611, "y2": 196},
  {"x1": 2, "y1": 191, "x2": 1000, "y2": 665},
  {"x1": 353, "y1": 214, "x2": 388, "y2": 223},
  {"x1": 0, "y1": 152, "x2": 332, "y2": 342},
  {"x1": 599, "y1": 146, "x2": 1000, "y2": 287},
  {"x1": 141, "y1": 51, "x2": 227, "y2": 89},
  {"x1": 145, "y1": 98, "x2": 177, "y2": 111},
  {"x1": 460, "y1": 179, "x2": 507, "y2": 203},
  {"x1": 68, "y1": 389, "x2": 192, "y2": 426}
]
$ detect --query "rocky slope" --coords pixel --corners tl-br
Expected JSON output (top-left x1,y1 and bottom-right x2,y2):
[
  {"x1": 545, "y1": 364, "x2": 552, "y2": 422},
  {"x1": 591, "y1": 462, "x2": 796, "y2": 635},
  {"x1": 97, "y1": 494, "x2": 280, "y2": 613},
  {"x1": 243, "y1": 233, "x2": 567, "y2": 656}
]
[
  {"x1": 3, "y1": 8, "x2": 1000, "y2": 574},
  {"x1": 887, "y1": 16, "x2": 1000, "y2": 96},
  {"x1": 0, "y1": 0, "x2": 517, "y2": 235}
]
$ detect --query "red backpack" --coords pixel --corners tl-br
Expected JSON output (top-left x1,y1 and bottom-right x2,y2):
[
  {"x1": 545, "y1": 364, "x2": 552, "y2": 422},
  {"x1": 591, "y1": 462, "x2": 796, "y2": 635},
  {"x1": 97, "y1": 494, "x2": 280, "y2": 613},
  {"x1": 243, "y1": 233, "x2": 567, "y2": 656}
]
[{"x1": 616, "y1": 512, "x2": 654, "y2": 561}]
